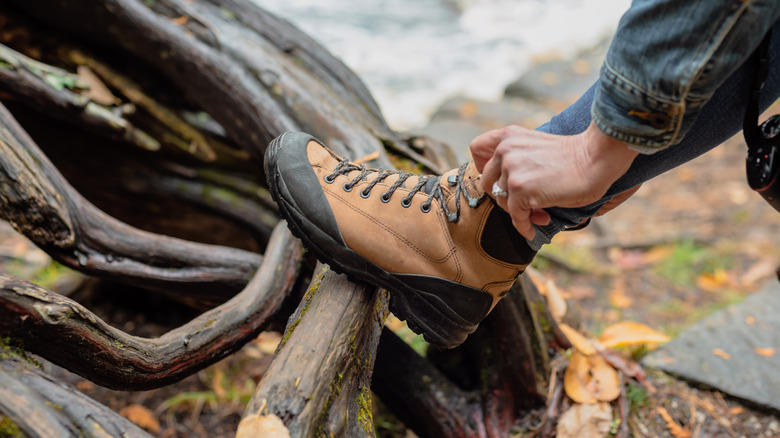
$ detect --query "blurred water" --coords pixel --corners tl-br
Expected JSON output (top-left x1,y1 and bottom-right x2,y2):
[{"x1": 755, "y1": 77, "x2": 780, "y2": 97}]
[{"x1": 257, "y1": 0, "x2": 630, "y2": 130}]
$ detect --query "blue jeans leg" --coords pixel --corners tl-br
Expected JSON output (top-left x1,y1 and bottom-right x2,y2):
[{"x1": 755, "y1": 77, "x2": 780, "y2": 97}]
[{"x1": 529, "y1": 24, "x2": 780, "y2": 248}]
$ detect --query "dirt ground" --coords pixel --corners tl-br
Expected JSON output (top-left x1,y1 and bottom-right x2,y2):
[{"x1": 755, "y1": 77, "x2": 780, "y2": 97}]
[{"x1": 3, "y1": 121, "x2": 780, "y2": 437}]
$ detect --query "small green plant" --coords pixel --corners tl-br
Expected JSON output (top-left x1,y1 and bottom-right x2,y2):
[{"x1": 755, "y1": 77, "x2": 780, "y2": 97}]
[
  {"x1": 626, "y1": 382, "x2": 648, "y2": 411},
  {"x1": 653, "y1": 239, "x2": 732, "y2": 288}
]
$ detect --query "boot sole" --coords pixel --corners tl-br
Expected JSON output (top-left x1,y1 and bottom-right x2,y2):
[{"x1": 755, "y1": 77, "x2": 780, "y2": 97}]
[{"x1": 265, "y1": 135, "x2": 478, "y2": 349}]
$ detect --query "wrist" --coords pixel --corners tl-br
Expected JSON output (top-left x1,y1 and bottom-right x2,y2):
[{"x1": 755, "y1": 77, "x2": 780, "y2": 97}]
[{"x1": 585, "y1": 121, "x2": 639, "y2": 165}]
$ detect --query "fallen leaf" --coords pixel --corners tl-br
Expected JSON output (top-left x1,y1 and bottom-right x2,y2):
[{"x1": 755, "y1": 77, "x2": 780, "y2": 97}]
[
  {"x1": 564, "y1": 350, "x2": 620, "y2": 404},
  {"x1": 556, "y1": 402, "x2": 612, "y2": 438},
  {"x1": 353, "y1": 150, "x2": 381, "y2": 165},
  {"x1": 597, "y1": 321, "x2": 670, "y2": 348},
  {"x1": 76, "y1": 65, "x2": 119, "y2": 106},
  {"x1": 119, "y1": 404, "x2": 160, "y2": 434},
  {"x1": 562, "y1": 285, "x2": 595, "y2": 300},
  {"x1": 746, "y1": 315, "x2": 756, "y2": 325},
  {"x1": 729, "y1": 407, "x2": 744, "y2": 415},
  {"x1": 696, "y1": 269, "x2": 731, "y2": 292},
  {"x1": 599, "y1": 349, "x2": 656, "y2": 394},
  {"x1": 607, "y1": 248, "x2": 646, "y2": 270},
  {"x1": 76, "y1": 380, "x2": 95, "y2": 392},
  {"x1": 641, "y1": 246, "x2": 673, "y2": 265},
  {"x1": 545, "y1": 279, "x2": 567, "y2": 322},
  {"x1": 754, "y1": 347, "x2": 776, "y2": 357},
  {"x1": 655, "y1": 407, "x2": 691, "y2": 438},
  {"x1": 712, "y1": 348, "x2": 731, "y2": 360},
  {"x1": 608, "y1": 277, "x2": 632, "y2": 309},
  {"x1": 236, "y1": 413, "x2": 291, "y2": 438},
  {"x1": 171, "y1": 15, "x2": 189, "y2": 26},
  {"x1": 559, "y1": 324, "x2": 596, "y2": 356}
]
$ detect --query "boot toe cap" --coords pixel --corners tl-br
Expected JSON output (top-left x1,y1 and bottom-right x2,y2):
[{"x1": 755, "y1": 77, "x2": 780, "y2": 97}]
[{"x1": 265, "y1": 132, "x2": 345, "y2": 245}]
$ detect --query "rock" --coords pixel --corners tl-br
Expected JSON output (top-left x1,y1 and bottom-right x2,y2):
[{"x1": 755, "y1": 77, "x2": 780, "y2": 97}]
[
  {"x1": 411, "y1": 96, "x2": 555, "y2": 163},
  {"x1": 643, "y1": 280, "x2": 780, "y2": 411},
  {"x1": 504, "y1": 38, "x2": 609, "y2": 110}
]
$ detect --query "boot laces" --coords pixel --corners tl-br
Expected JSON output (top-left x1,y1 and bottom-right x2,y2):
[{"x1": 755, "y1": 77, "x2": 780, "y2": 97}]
[{"x1": 324, "y1": 160, "x2": 485, "y2": 222}]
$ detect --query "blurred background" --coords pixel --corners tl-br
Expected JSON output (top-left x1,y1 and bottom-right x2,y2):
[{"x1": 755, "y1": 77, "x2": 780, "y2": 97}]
[{"x1": 261, "y1": 0, "x2": 630, "y2": 130}]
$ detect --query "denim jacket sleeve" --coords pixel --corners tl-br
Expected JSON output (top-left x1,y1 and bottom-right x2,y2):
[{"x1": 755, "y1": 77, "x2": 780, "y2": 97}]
[{"x1": 592, "y1": 0, "x2": 780, "y2": 153}]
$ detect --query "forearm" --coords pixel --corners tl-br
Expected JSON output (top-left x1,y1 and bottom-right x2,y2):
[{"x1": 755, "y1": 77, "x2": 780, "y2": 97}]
[{"x1": 593, "y1": 0, "x2": 780, "y2": 153}]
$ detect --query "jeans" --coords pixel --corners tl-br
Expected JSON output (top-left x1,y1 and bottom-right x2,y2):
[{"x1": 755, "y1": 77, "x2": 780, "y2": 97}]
[{"x1": 530, "y1": 23, "x2": 780, "y2": 250}]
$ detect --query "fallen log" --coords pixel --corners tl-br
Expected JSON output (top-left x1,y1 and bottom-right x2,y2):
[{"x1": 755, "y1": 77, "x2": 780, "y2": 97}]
[{"x1": 243, "y1": 266, "x2": 387, "y2": 437}]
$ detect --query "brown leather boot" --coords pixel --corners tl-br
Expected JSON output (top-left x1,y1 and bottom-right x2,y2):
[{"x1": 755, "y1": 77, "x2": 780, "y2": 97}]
[{"x1": 265, "y1": 132, "x2": 536, "y2": 348}]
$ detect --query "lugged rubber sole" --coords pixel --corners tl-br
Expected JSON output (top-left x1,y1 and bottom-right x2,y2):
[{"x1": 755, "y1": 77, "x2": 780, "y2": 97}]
[{"x1": 264, "y1": 134, "x2": 480, "y2": 349}]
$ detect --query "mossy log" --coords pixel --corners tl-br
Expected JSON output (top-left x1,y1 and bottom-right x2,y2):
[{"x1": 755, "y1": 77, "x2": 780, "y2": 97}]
[{"x1": 243, "y1": 266, "x2": 387, "y2": 437}]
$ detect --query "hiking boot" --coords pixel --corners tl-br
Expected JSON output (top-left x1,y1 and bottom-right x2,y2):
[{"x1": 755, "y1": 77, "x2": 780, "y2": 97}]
[{"x1": 264, "y1": 132, "x2": 537, "y2": 349}]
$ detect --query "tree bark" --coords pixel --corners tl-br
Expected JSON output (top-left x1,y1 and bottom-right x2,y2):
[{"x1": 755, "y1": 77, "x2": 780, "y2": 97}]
[
  {"x1": 0, "y1": 224, "x2": 301, "y2": 390},
  {"x1": 244, "y1": 266, "x2": 387, "y2": 437},
  {"x1": 0, "y1": 356, "x2": 154, "y2": 437}
]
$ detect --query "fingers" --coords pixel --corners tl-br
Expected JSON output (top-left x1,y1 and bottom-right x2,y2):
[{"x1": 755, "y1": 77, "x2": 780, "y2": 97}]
[{"x1": 470, "y1": 128, "x2": 505, "y2": 173}]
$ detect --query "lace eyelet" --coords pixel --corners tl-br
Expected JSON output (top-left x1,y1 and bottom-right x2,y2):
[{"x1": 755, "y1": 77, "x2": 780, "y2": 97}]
[
  {"x1": 324, "y1": 174, "x2": 336, "y2": 184},
  {"x1": 360, "y1": 188, "x2": 371, "y2": 199},
  {"x1": 401, "y1": 197, "x2": 412, "y2": 208},
  {"x1": 342, "y1": 182, "x2": 354, "y2": 192},
  {"x1": 380, "y1": 193, "x2": 392, "y2": 203},
  {"x1": 420, "y1": 203, "x2": 432, "y2": 213}
]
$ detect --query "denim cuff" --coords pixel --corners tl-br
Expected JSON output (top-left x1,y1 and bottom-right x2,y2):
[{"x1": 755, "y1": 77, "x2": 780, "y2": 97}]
[{"x1": 591, "y1": 63, "x2": 691, "y2": 154}]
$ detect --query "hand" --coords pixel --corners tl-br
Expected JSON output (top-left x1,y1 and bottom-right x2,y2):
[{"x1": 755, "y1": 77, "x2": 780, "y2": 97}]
[{"x1": 470, "y1": 123, "x2": 638, "y2": 240}]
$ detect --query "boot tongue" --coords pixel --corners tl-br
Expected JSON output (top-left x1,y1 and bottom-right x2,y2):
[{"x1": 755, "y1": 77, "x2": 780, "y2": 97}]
[
  {"x1": 439, "y1": 162, "x2": 484, "y2": 199},
  {"x1": 421, "y1": 176, "x2": 441, "y2": 194}
]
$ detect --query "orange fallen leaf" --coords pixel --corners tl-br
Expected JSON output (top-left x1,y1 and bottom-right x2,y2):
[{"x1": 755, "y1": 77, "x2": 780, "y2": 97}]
[
  {"x1": 655, "y1": 407, "x2": 691, "y2": 438},
  {"x1": 712, "y1": 348, "x2": 731, "y2": 360},
  {"x1": 696, "y1": 269, "x2": 730, "y2": 292},
  {"x1": 353, "y1": 150, "x2": 381, "y2": 165},
  {"x1": 171, "y1": 15, "x2": 189, "y2": 26},
  {"x1": 608, "y1": 278, "x2": 633, "y2": 309},
  {"x1": 597, "y1": 321, "x2": 670, "y2": 348},
  {"x1": 236, "y1": 412, "x2": 291, "y2": 438},
  {"x1": 119, "y1": 404, "x2": 160, "y2": 434},
  {"x1": 545, "y1": 279, "x2": 567, "y2": 322},
  {"x1": 754, "y1": 347, "x2": 776, "y2": 357},
  {"x1": 559, "y1": 324, "x2": 596, "y2": 356},
  {"x1": 746, "y1": 315, "x2": 756, "y2": 325},
  {"x1": 564, "y1": 350, "x2": 620, "y2": 404}
]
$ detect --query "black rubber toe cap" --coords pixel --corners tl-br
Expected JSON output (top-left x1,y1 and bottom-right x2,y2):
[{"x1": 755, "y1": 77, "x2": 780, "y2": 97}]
[{"x1": 266, "y1": 132, "x2": 346, "y2": 246}]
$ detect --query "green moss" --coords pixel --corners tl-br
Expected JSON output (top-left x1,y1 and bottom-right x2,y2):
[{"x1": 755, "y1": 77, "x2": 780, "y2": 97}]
[
  {"x1": 278, "y1": 270, "x2": 324, "y2": 349},
  {"x1": 0, "y1": 416, "x2": 24, "y2": 438},
  {"x1": 44, "y1": 401, "x2": 63, "y2": 411},
  {"x1": 219, "y1": 6, "x2": 237, "y2": 20},
  {"x1": 355, "y1": 385, "x2": 373, "y2": 434},
  {"x1": 0, "y1": 337, "x2": 39, "y2": 368}
]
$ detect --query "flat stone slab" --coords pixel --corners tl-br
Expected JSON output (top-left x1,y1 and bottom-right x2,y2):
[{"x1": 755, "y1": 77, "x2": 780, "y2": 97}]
[{"x1": 644, "y1": 280, "x2": 780, "y2": 411}]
